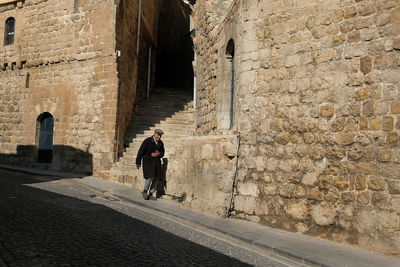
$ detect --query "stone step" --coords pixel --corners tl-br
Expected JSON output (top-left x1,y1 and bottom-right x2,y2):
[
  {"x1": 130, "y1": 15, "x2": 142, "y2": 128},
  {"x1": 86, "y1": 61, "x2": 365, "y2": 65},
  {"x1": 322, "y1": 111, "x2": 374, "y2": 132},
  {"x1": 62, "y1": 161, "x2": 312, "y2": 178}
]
[
  {"x1": 126, "y1": 125, "x2": 192, "y2": 134},
  {"x1": 126, "y1": 139, "x2": 184, "y2": 148},
  {"x1": 125, "y1": 141, "x2": 182, "y2": 154},
  {"x1": 129, "y1": 117, "x2": 194, "y2": 126},
  {"x1": 105, "y1": 88, "x2": 194, "y2": 184},
  {"x1": 136, "y1": 101, "x2": 193, "y2": 109},
  {"x1": 133, "y1": 111, "x2": 194, "y2": 119}
]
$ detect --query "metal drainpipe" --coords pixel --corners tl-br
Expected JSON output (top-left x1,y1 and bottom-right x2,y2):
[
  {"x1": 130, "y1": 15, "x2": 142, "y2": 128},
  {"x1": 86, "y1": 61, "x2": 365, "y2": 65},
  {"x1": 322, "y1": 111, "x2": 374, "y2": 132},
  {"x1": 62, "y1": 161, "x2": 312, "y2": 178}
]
[
  {"x1": 136, "y1": 0, "x2": 142, "y2": 55},
  {"x1": 146, "y1": 46, "x2": 152, "y2": 99},
  {"x1": 115, "y1": 78, "x2": 121, "y2": 163},
  {"x1": 227, "y1": 134, "x2": 241, "y2": 217}
]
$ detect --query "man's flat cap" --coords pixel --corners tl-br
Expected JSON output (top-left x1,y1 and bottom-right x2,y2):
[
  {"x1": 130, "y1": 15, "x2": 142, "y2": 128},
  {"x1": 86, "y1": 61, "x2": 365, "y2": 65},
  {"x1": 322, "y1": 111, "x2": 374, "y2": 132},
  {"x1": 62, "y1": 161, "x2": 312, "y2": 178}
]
[{"x1": 154, "y1": 129, "x2": 164, "y2": 135}]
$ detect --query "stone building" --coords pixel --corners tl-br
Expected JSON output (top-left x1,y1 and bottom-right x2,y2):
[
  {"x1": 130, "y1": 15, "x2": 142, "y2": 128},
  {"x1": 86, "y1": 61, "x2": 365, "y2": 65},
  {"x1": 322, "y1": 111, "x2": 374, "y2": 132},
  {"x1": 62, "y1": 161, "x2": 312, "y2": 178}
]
[
  {"x1": 0, "y1": 0, "x2": 191, "y2": 174},
  {"x1": 191, "y1": 0, "x2": 400, "y2": 257},
  {"x1": 1, "y1": 0, "x2": 399, "y2": 258}
]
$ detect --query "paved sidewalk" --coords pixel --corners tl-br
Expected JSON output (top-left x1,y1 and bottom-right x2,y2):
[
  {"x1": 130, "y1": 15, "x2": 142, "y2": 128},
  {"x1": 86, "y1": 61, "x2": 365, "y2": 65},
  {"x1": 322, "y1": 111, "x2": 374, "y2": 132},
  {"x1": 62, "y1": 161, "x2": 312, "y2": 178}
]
[{"x1": 1, "y1": 164, "x2": 400, "y2": 267}]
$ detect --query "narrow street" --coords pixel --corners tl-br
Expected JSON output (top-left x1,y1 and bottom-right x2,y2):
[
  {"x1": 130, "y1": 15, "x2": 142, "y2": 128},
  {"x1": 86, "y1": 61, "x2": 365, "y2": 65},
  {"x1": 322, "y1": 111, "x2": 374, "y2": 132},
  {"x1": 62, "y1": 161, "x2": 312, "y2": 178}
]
[{"x1": 0, "y1": 169, "x2": 303, "y2": 266}]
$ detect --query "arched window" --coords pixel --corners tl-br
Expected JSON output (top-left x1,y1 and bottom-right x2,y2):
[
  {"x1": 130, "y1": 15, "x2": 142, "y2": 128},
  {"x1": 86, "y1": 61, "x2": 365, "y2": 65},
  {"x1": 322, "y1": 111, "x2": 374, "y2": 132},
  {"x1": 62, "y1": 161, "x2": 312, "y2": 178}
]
[
  {"x1": 217, "y1": 38, "x2": 236, "y2": 132},
  {"x1": 226, "y1": 39, "x2": 235, "y2": 130},
  {"x1": 4, "y1": 17, "x2": 15, "y2": 46}
]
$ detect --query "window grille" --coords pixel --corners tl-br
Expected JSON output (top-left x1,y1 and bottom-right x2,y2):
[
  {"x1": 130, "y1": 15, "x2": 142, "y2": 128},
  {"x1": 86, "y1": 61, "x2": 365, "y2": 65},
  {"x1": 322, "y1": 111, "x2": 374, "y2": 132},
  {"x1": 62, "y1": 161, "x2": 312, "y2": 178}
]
[{"x1": 4, "y1": 17, "x2": 15, "y2": 46}]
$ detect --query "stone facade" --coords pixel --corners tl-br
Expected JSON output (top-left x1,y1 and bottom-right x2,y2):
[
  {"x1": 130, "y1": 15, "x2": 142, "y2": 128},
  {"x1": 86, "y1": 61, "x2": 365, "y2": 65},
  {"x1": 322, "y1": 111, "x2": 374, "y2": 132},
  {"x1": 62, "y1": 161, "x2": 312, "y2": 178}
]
[
  {"x1": 0, "y1": 0, "x2": 161, "y2": 175},
  {"x1": 192, "y1": 0, "x2": 400, "y2": 257},
  {"x1": 1, "y1": 0, "x2": 399, "y2": 258}
]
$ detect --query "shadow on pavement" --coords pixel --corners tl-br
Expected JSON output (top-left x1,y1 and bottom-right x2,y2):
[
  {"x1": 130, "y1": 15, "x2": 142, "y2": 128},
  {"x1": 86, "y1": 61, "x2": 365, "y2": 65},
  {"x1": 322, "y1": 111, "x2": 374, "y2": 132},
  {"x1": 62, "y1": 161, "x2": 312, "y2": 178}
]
[{"x1": 0, "y1": 169, "x2": 250, "y2": 266}]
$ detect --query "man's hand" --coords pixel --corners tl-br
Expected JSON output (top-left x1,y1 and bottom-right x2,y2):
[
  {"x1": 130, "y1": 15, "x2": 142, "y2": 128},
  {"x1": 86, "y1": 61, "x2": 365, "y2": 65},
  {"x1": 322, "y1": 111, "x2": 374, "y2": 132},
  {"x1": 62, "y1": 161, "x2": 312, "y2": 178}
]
[
  {"x1": 136, "y1": 164, "x2": 141, "y2": 169},
  {"x1": 151, "y1": 150, "x2": 160, "y2": 157}
]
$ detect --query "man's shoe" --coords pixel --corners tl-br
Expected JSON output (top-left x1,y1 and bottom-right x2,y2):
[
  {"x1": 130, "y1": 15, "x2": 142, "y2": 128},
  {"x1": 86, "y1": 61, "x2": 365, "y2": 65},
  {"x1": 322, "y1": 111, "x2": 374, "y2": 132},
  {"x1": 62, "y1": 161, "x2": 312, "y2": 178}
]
[
  {"x1": 148, "y1": 194, "x2": 157, "y2": 201},
  {"x1": 142, "y1": 191, "x2": 149, "y2": 200}
]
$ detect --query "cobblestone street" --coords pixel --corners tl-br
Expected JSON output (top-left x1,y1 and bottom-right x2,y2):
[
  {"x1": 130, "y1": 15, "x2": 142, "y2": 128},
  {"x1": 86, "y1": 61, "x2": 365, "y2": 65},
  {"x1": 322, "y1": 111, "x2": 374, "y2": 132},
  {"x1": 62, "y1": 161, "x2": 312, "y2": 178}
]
[{"x1": 0, "y1": 169, "x2": 302, "y2": 266}]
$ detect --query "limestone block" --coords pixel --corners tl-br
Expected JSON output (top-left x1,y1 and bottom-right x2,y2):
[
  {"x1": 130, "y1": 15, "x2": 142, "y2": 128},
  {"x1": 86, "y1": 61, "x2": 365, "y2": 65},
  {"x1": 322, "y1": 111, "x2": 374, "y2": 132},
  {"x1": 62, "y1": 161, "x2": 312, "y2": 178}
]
[
  {"x1": 355, "y1": 176, "x2": 367, "y2": 190},
  {"x1": 285, "y1": 54, "x2": 301, "y2": 68},
  {"x1": 376, "y1": 210, "x2": 399, "y2": 230},
  {"x1": 237, "y1": 182, "x2": 259, "y2": 197},
  {"x1": 382, "y1": 116, "x2": 394, "y2": 131},
  {"x1": 234, "y1": 195, "x2": 256, "y2": 214},
  {"x1": 221, "y1": 141, "x2": 237, "y2": 157},
  {"x1": 378, "y1": 149, "x2": 393, "y2": 162},
  {"x1": 356, "y1": 209, "x2": 377, "y2": 233},
  {"x1": 335, "y1": 132, "x2": 355, "y2": 145},
  {"x1": 266, "y1": 157, "x2": 278, "y2": 171},
  {"x1": 256, "y1": 156, "x2": 267, "y2": 171},
  {"x1": 276, "y1": 132, "x2": 291, "y2": 145},
  {"x1": 310, "y1": 201, "x2": 336, "y2": 226},
  {"x1": 388, "y1": 180, "x2": 400, "y2": 194},
  {"x1": 367, "y1": 176, "x2": 385, "y2": 191},
  {"x1": 215, "y1": 173, "x2": 233, "y2": 193},
  {"x1": 314, "y1": 49, "x2": 334, "y2": 63},
  {"x1": 254, "y1": 200, "x2": 269, "y2": 216},
  {"x1": 287, "y1": 200, "x2": 309, "y2": 220},
  {"x1": 201, "y1": 144, "x2": 214, "y2": 160},
  {"x1": 310, "y1": 144, "x2": 325, "y2": 160},
  {"x1": 246, "y1": 215, "x2": 261, "y2": 223},
  {"x1": 357, "y1": 191, "x2": 371, "y2": 205},
  {"x1": 334, "y1": 176, "x2": 350, "y2": 191},
  {"x1": 333, "y1": 34, "x2": 346, "y2": 46},
  {"x1": 372, "y1": 192, "x2": 388, "y2": 209},
  {"x1": 394, "y1": 37, "x2": 400, "y2": 50},
  {"x1": 390, "y1": 197, "x2": 400, "y2": 212},
  {"x1": 358, "y1": 1, "x2": 375, "y2": 17},
  {"x1": 360, "y1": 56, "x2": 372, "y2": 74},
  {"x1": 326, "y1": 188, "x2": 341, "y2": 201},
  {"x1": 348, "y1": 144, "x2": 365, "y2": 161},
  {"x1": 302, "y1": 171, "x2": 319, "y2": 186},
  {"x1": 303, "y1": 132, "x2": 315, "y2": 144},
  {"x1": 242, "y1": 40, "x2": 259, "y2": 53},
  {"x1": 264, "y1": 185, "x2": 277, "y2": 196},
  {"x1": 319, "y1": 176, "x2": 334, "y2": 189},
  {"x1": 390, "y1": 101, "x2": 400, "y2": 114},
  {"x1": 319, "y1": 104, "x2": 335, "y2": 117}
]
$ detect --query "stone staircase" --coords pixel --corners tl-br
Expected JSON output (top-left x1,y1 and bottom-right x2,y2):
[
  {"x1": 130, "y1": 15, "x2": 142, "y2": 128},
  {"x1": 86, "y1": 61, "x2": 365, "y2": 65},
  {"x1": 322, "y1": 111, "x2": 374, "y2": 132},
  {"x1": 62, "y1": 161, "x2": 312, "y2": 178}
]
[{"x1": 101, "y1": 88, "x2": 194, "y2": 187}]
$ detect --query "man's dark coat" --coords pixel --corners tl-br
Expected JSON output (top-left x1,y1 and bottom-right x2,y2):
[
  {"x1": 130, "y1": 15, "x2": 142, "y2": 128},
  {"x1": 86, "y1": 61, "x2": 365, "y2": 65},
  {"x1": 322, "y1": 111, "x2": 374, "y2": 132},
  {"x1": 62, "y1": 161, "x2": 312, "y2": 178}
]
[{"x1": 136, "y1": 136, "x2": 165, "y2": 179}]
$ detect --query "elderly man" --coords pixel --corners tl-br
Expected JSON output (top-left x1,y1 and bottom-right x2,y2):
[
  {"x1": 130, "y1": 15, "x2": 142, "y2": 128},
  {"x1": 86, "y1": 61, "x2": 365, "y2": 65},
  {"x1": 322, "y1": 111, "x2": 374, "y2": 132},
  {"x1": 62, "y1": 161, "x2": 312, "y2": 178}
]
[{"x1": 136, "y1": 129, "x2": 165, "y2": 200}]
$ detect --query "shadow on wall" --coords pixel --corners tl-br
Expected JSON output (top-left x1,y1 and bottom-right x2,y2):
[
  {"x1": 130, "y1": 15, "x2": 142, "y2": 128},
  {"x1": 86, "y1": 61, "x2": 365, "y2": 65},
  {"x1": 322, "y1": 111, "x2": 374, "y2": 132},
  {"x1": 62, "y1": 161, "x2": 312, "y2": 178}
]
[{"x1": 0, "y1": 145, "x2": 93, "y2": 175}]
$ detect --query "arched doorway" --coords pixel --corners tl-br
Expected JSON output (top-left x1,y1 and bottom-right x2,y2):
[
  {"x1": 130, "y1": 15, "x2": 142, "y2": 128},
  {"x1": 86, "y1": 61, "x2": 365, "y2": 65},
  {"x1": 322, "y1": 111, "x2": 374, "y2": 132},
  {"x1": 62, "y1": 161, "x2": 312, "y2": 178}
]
[{"x1": 36, "y1": 112, "x2": 54, "y2": 163}]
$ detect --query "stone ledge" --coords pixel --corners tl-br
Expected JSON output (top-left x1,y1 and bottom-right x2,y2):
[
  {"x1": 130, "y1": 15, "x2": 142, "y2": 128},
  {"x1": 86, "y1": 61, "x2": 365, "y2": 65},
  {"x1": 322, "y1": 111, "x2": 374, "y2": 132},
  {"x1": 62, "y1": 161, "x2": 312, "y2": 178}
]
[{"x1": 0, "y1": 0, "x2": 20, "y2": 6}]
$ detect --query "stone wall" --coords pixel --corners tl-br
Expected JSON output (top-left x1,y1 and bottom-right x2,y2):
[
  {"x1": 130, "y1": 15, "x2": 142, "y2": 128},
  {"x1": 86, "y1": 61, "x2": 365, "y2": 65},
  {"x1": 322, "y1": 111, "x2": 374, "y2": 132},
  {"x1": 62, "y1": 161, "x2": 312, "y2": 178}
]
[
  {"x1": 193, "y1": 0, "x2": 240, "y2": 134},
  {"x1": 114, "y1": 0, "x2": 162, "y2": 157},
  {"x1": 193, "y1": 0, "x2": 400, "y2": 257},
  {"x1": 0, "y1": 0, "x2": 119, "y2": 174},
  {"x1": 0, "y1": 68, "x2": 25, "y2": 157},
  {"x1": 165, "y1": 135, "x2": 238, "y2": 215},
  {"x1": 117, "y1": 135, "x2": 239, "y2": 216}
]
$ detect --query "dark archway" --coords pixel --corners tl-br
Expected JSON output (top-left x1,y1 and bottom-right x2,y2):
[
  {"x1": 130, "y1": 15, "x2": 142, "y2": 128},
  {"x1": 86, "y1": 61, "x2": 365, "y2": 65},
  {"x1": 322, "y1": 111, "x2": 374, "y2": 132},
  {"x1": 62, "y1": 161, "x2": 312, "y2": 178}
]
[
  {"x1": 36, "y1": 112, "x2": 54, "y2": 163},
  {"x1": 154, "y1": 0, "x2": 193, "y2": 91}
]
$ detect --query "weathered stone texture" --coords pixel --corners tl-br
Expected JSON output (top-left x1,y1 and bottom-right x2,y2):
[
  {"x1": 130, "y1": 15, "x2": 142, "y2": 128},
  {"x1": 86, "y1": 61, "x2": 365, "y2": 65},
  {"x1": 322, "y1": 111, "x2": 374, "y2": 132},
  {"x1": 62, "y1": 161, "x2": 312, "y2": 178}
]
[
  {"x1": 193, "y1": 0, "x2": 400, "y2": 257},
  {"x1": 124, "y1": 135, "x2": 239, "y2": 216},
  {"x1": 0, "y1": 0, "x2": 119, "y2": 174}
]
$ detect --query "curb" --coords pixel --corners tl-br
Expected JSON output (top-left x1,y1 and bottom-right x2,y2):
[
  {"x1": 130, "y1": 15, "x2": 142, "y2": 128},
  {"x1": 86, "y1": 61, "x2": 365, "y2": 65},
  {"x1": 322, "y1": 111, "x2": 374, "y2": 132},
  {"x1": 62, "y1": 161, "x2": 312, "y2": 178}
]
[{"x1": 113, "y1": 193, "x2": 319, "y2": 267}]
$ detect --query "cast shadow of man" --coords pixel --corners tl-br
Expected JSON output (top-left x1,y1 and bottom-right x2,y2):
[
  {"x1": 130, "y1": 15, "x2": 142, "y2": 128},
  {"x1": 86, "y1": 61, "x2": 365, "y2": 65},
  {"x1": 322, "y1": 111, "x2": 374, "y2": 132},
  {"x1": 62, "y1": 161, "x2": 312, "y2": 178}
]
[{"x1": 156, "y1": 158, "x2": 168, "y2": 198}]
